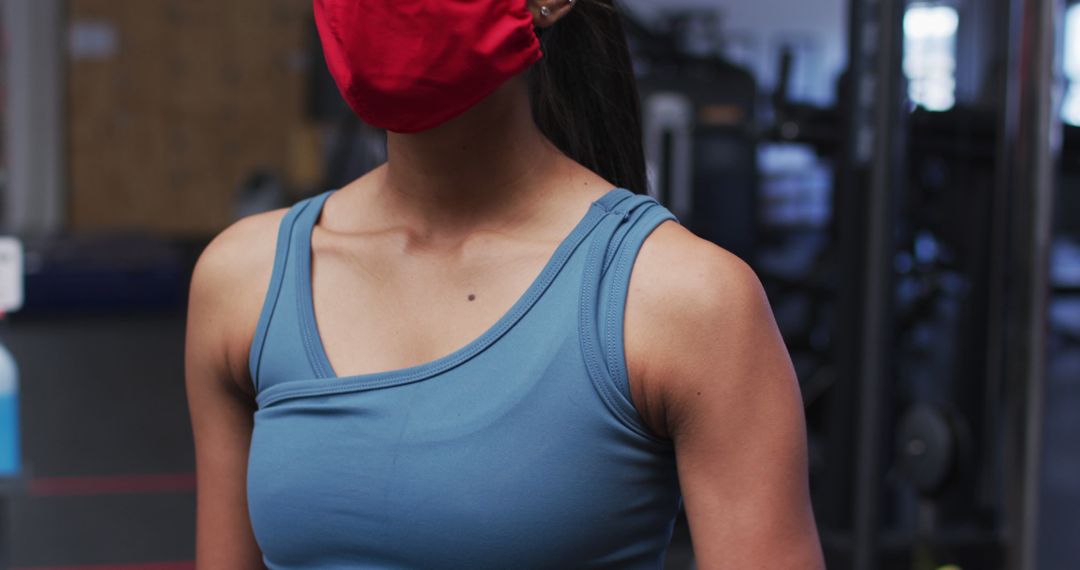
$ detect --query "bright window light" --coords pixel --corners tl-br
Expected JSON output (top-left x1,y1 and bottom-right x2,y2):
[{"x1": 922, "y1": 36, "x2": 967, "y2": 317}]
[
  {"x1": 904, "y1": 6, "x2": 959, "y2": 39},
  {"x1": 903, "y1": 4, "x2": 959, "y2": 112},
  {"x1": 1062, "y1": 4, "x2": 1080, "y2": 126}
]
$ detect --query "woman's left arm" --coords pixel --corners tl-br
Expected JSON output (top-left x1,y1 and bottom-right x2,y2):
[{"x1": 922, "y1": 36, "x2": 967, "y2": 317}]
[{"x1": 626, "y1": 225, "x2": 825, "y2": 569}]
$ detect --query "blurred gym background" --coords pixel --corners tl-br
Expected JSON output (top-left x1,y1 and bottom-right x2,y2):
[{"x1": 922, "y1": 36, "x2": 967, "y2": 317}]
[{"x1": 0, "y1": 0, "x2": 1076, "y2": 568}]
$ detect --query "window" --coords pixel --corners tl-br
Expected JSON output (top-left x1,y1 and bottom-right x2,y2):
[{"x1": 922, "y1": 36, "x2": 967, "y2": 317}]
[
  {"x1": 903, "y1": 4, "x2": 959, "y2": 112},
  {"x1": 1062, "y1": 4, "x2": 1080, "y2": 125}
]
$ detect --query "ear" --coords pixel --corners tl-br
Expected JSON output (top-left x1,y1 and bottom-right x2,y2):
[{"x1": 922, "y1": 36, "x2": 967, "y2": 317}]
[{"x1": 528, "y1": 0, "x2": 576, "y2": 29}]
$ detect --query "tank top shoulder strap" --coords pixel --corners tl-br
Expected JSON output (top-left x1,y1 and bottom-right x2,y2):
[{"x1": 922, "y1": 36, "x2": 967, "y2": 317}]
[
  {"x1": 248, "y1": 190, "x2": 336, "y2": 393},
  {"x1": 579, "y1": 190, "x2": 681, "y2": 440}
]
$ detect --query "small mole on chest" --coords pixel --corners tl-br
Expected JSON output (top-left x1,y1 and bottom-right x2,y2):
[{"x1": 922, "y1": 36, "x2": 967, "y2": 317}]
[{"x1": 467, "y1": 294, "x2": 476, "y2": 302}]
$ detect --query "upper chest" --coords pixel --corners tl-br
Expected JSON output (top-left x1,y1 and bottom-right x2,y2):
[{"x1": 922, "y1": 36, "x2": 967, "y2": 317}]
[
  {"x1": 309, "y1": 225, "x2": 566, "y2": 377},
  {"x1": 307, "y1": 225, "x2": 669, "y2": 434}
]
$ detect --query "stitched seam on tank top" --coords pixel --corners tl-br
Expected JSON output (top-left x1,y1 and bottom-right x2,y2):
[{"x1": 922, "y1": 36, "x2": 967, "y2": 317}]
[
  {"x1": 584, "y1": 250, "x2": 667, "y2": 444},
  {"x1": 298, "y1": 259, "x2": 331, "y2": 378},
  {"x1": 297, "y1": 193, "x2": 335, "y2": 379},
  {"x1": 604, "y1": 203, "x2": 660, "y2": 383},
  {"x1": 604, "y1": 206, "x2": 676, "y2": 410},
  {"x1": 602, "y1": 198, "x2": 653, "y2": 273},
  {"x1": 604, "y1": 206, "x2": 674, "y2": 441},
  {"x1": 603, "y1": 208, "x2": 645, "y2": 400},
  {"x1": 579, "y1": 211, "x2": 670, "y2": 445},
  {"x1": 579, "y1": 214, "x2": 624, "y2": 418},
  {"x1": 257, "y1": 205, "x2": 611, "y2": 407},
  {"x1": 250, "y1": 200, "x2": 309, "y2": 392}
]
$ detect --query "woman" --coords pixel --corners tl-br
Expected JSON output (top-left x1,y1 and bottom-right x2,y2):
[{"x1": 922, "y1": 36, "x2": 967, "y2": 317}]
[{"x1": 185, "y1": 0, "x2": 824, "y2": 568}]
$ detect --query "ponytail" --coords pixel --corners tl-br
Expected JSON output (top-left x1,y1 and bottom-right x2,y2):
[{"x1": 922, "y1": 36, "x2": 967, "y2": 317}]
[{"x1": 528, "y1": 0, "x2": 647, "y2": 195}]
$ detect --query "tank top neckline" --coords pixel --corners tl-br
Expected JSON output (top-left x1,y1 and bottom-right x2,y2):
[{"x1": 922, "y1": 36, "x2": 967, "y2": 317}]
[{"x1": 259, "y1": 185, "x2": 636, "y2": 408}]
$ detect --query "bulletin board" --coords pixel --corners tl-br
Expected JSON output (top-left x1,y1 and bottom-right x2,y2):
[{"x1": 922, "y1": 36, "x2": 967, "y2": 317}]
[{"x1": 66, "y1": 0, "x2": 314, "y2": 236}]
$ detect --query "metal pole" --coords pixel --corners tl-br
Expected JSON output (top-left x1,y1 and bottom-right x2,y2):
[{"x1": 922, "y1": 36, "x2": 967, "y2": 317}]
[
  {"x1": 850, "y1": 0, "x2": 904, "y2": 566},
  {"x1": 993, "y1": 0, "x2": 1062, "y2": 565},
  {"x1": 2, "y1": 0, "x2": 66, "y2": 234}
]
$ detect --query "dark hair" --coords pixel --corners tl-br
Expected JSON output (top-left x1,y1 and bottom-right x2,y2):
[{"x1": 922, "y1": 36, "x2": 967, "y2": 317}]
[{"x1": 527, "y1": 0, "x2": 647, "y2": 195}]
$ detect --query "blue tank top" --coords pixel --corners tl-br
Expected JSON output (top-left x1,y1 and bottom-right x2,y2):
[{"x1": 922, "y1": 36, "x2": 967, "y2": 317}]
[{"x1": 246, "y1": 186, "x2": 684, "y2": 569}]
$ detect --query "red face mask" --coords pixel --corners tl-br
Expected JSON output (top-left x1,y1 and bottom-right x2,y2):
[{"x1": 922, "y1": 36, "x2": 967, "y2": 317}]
[{"x1": 314, "y1": 0, "x2": 544, "y2": 134}]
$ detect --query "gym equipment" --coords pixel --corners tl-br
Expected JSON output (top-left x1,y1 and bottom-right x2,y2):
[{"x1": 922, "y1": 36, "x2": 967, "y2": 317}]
[
  {"x1": 17, "y1": 234, "x2": 188, "y2": 315},
  {"x1": 624, "y1": 8, "x2": 759, "y2": 263},
  {"x1": 896, "y1": 405, "x2": 959, "y2": 496}
]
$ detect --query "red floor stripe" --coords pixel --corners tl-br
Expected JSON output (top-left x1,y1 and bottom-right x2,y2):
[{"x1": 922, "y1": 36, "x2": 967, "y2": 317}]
[
  {"x1": 28, "y1": 473, "x2": 196, "y2": 496},
  {"x1": 12, "y1": 562, "x2": 193, "y2": 570}
]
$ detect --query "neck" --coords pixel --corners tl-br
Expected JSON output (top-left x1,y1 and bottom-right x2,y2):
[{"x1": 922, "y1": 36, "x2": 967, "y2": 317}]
[{"x1": 378, "y1": 76, "x2": 568, "y2": 231}]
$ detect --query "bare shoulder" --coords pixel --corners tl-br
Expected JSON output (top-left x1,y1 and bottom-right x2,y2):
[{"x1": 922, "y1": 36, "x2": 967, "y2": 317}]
[
  {"x1": 624, "y1": 221, "x2": 783, "y2": 436},
  {"x1": 630, "y1": 221, "x2": 765, "y2": 319},
  {"x1": 187, "y1": 207, "x2": 290, "y2": 395},
  {"x1": 192, "y1": 208, "x2": 289, "y2": 293}
]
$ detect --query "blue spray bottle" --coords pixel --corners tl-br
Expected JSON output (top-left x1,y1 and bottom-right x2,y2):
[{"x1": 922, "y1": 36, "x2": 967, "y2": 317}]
[
  {"x1": 0, "y1": 237, "x2": 23, "y2": 477},
  {"x1": 0, "y1": 335, "x2": 17, "y2": 477}
]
